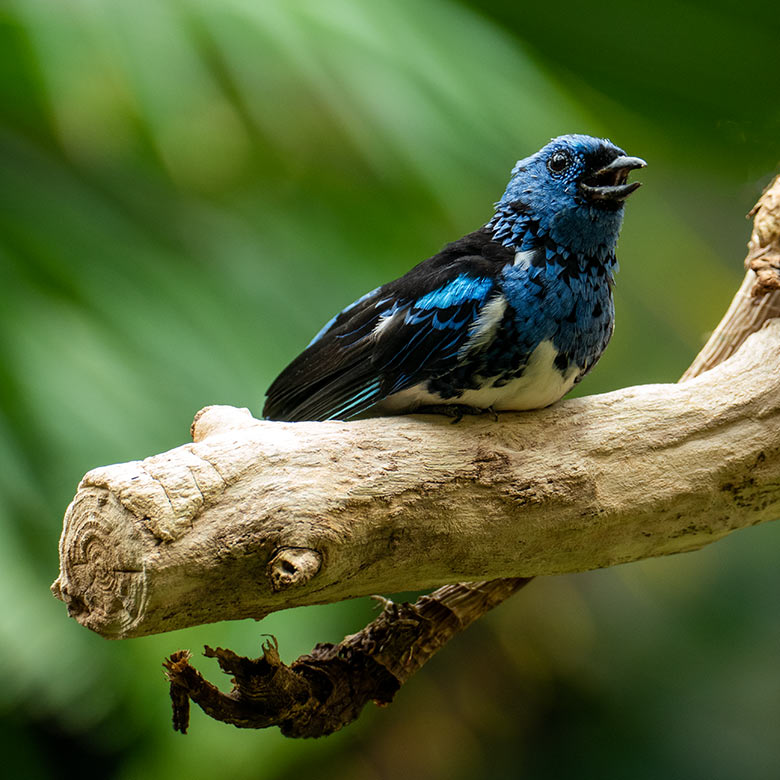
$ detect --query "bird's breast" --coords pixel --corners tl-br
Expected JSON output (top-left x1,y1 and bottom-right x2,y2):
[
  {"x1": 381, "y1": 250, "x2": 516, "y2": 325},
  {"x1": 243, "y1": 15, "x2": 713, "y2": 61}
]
[
  {"x1": 501, "y1": 252, "x2": 615, "y2": 371},
  {"x1": 380, "y1": 254, "x2": 614, "y2": 415}
]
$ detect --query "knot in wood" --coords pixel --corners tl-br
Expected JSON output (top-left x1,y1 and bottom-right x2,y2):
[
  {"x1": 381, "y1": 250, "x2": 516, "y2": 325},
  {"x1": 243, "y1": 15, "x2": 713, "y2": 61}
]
[{"x1": 268, "y1": 547, "x2": 322, "y2": 591}]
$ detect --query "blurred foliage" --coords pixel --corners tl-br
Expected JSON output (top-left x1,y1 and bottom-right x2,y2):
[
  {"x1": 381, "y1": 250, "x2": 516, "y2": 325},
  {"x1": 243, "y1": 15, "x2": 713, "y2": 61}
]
[{"x1": 1, "y1": 0, "x2": 779, "y2": 778}]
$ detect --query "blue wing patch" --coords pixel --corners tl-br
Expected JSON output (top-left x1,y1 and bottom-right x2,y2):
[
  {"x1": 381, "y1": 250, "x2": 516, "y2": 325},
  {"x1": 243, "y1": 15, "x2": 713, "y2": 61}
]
[
  {"x1": 376, "y1": 276, "x2": 497, "y2": 394},
  {"x1": 413, "y1": 275, "x2": 493, "y2": 311}
]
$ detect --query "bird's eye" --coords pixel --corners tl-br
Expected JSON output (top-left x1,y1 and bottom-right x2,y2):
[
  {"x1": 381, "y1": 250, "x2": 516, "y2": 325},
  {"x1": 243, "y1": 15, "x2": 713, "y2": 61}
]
[{"x1": 547, "y1": 151, "x2": 571, "y2": 174}]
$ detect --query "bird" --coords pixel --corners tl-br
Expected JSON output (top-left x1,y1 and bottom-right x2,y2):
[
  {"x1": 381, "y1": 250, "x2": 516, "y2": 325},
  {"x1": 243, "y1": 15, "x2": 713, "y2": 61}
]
[{"x1": 264, "y1": 134, "x2": 645, "y2": 423}]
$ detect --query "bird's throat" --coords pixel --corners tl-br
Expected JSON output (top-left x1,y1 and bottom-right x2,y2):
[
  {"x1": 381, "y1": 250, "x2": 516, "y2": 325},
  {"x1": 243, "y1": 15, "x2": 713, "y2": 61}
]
[{"x1": 489, "y1": 206, "x2": 619, "y2": 277}]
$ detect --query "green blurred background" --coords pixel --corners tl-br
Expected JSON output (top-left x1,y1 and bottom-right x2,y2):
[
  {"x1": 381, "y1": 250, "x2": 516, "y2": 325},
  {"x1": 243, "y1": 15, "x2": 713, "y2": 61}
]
[{"x1": 2, "y1": 0, "x2": 779, "y2": 777}]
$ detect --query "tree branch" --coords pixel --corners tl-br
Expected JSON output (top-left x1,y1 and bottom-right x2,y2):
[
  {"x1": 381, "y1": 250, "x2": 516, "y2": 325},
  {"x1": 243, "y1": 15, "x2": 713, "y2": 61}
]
[
  {"x1": 52, "y1": 176, "x2": 780, "y2": 736},
  {"x1": 682, "y1": 176, "x2": 780, "y2": 378},
  {"x1": 51, "y1": 314, "x2": 780, "y2": 638}
]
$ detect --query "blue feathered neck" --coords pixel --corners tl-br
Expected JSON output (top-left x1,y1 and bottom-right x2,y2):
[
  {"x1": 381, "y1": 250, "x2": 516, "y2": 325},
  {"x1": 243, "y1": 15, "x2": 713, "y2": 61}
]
[{"x1": 489, "y1": 203, "x2": 619, "y2": 278}]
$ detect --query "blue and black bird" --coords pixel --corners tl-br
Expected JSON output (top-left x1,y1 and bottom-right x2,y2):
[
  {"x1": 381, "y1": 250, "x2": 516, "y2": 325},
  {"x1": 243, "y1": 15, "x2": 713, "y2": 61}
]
[{"x1": 264, "y1": 134, "x2": 645, "y2": 422}]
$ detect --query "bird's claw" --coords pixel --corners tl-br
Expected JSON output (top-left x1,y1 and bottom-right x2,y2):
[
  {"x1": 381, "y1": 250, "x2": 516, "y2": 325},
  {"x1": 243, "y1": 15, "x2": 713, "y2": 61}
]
[{"x1": 414, "y1": 404, "x2": 499, "y2": 424}]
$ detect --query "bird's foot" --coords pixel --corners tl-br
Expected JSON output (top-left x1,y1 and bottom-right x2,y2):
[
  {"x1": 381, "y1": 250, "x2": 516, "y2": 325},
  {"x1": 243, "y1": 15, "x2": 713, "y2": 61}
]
[{"x1": 414, "y1": 404, "x2": 498, "y2": 424}]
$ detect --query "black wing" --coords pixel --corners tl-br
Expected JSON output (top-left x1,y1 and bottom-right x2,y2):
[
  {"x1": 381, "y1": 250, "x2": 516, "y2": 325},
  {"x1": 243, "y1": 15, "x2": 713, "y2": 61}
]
[{"x1": 263, "y1": 228, "x2": 513, "y2": 421}]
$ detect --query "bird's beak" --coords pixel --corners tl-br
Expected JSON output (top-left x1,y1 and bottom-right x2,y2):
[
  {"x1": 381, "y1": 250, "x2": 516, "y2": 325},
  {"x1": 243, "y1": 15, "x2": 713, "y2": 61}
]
[{"x1": 580, "y1": 155, "x2": 647, "y2": 203}]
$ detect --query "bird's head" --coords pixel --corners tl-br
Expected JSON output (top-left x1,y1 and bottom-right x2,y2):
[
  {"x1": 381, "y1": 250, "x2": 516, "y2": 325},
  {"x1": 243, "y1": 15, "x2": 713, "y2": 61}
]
[{"x1": 493, "y1": 134, "x2": 646, "y2": 261}]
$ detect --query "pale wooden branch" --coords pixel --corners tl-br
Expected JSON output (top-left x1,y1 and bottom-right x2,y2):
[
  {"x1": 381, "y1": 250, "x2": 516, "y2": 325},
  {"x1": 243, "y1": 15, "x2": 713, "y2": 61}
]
[
  {"x1": 52, "y1": 175, "x2": 780, "y2": 736},
  {"x1": 52, "y1": 316, "x2": 780, "y2": 640},
  {"x1": 682, "y1": 177, "x2": 780, "y2": 378}
]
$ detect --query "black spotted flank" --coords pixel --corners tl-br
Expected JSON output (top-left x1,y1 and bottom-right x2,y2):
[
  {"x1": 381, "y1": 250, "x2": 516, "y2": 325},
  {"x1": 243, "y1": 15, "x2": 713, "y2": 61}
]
[{"x1": 554, "y1": 352, "x2": 570, "y2": 372}]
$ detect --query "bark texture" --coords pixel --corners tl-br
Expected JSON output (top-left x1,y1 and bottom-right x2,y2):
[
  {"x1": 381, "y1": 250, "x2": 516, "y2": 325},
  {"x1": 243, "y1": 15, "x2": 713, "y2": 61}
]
[{"x1": 52, "y1": 175, "x2": 780, "y2": 736}]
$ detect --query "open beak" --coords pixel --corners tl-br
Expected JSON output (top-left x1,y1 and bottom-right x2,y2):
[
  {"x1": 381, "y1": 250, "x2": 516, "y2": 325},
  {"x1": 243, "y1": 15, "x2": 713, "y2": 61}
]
[{"x1": 580, "y1": 155, "x2": 647, "y2": 203}]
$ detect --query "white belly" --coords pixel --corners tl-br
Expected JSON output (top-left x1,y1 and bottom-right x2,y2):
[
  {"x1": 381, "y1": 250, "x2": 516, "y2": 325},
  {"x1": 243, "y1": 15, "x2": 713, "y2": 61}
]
[{"x1": 378, "y1": 340, "x2": 579, "y2": 413}]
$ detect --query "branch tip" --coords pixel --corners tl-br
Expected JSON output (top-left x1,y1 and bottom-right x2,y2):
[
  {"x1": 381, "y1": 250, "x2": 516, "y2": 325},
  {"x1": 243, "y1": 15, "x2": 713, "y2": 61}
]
[
  {"x1": 163, "y1": 650, "x2": 194, "y2": 735},
  {"x1": 747, "y1": 174, "x2": 780, "y2": 297}
]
